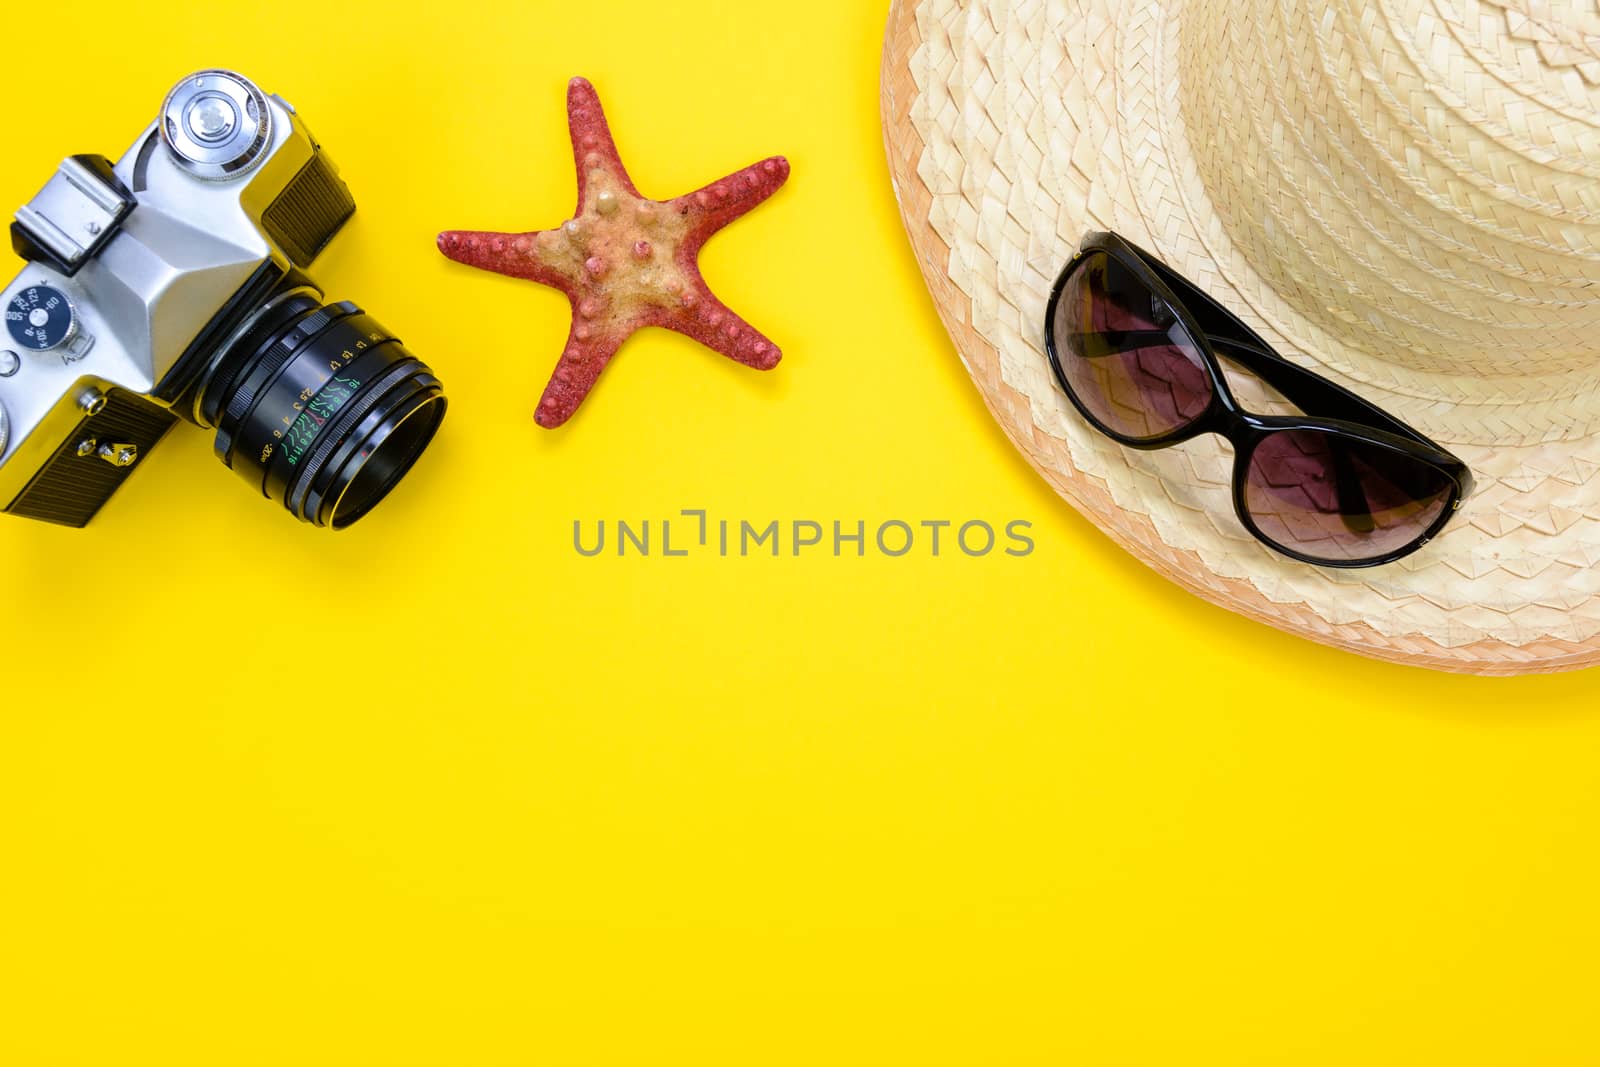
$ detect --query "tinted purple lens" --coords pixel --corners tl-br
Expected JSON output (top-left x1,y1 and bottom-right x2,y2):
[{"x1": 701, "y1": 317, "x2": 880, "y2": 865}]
[
  {"x1": 1244, "y1": 429, "x2": 1454, "y2": 563},
  {"x1": 1051, "y1": 250, "x2": 1213, "y2": 441}
]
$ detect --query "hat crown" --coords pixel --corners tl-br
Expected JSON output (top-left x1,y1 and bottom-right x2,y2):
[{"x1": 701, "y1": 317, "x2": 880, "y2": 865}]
[{"x1": 1178, "y1": 0, "x2": 1600, "y2": 378}]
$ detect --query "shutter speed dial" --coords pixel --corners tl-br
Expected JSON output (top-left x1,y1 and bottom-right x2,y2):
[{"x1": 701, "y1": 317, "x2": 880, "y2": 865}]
[{"x1": 6, "y1": 285, "x2": 78, "y2": 351}]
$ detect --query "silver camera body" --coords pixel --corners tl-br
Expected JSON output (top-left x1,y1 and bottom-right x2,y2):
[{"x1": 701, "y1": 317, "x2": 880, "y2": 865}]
[{"x1": 0, "y1": 70, "x2": 441, "y2": 528}]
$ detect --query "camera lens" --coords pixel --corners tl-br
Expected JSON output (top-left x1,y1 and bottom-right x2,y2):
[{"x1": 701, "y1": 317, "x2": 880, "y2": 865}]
[{"x1": 202, "y1": 292, "x2": 445, "y2": 528}]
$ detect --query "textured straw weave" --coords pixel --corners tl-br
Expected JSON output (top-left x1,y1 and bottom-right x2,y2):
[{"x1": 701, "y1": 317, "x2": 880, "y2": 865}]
[{"x1": 881, "y1": 0, "x2": 1600, "y2": 674}]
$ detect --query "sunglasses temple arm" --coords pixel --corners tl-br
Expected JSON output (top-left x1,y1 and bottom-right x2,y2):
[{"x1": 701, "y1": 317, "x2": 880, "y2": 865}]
[
  {"x1": 1068, "y1": 328, "x2": 1408, "y2": 440},
  {"x1": 1134, "y1": 251, "x2": 1432, "y2": 444},
  {"x1": 1328, "y1": 442, "x2": 1378, "y2": 534},
  {"x1": 1064, "y1": 328, "x2": 1378, "y2": 426},
  {"x1": 1209, "y1": 335, "x2": 1465, "y2": 521},
  {"x1": 1200, "y1": 336, "x2": 1418, "y2": 442}
]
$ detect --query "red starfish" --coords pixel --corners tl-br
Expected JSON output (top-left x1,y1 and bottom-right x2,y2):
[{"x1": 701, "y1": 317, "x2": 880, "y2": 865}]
[{"x1": 437, "y1": 77, "x2": 791, "y2": 428}]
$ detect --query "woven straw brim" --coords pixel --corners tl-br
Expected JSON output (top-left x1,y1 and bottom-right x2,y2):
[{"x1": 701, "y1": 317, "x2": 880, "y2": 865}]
[{"x1": 882, "y1": 0, "x2": 1600, "y2": 675}]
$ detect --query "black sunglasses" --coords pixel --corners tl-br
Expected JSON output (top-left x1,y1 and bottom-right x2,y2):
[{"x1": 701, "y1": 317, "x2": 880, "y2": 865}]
[{"x1": 1043, "y1": 232, "x2": 1474, "y2": 568}]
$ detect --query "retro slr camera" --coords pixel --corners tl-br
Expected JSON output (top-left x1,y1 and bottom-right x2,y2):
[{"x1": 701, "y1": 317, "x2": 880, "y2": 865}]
[{"x1": 0, "y1": 70, "x2": 445, "y2": 528}]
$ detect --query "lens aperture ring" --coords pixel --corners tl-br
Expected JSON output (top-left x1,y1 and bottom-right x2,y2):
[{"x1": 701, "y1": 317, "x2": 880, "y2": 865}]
[
  {"x1": 218, "y1": 301, "x2": 366, "y2": 443},
  {"x1": 259, "y1": 342, "x2": 403, "y2": 505},
  {"x1": 222, "y1": 300, "x2": 363, "y2": 425},
  {"x1": 216, "y1": 307, "x2": 393, "y2": 476}
]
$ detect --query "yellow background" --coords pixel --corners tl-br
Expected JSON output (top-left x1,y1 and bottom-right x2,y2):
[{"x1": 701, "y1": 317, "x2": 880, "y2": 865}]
[{"x1": 3, "y1": 1, "x2": 1599, "y2": 1063}]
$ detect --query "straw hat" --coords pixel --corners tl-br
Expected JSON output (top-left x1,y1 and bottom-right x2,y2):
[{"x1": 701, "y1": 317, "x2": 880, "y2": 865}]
[{"x1": 881, "y1": 0, "x2": 1600, "y2": 674}]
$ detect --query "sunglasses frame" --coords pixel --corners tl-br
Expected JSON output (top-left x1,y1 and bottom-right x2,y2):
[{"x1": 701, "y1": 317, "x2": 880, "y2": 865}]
[{"x1": 1043, "y1": 231, "x2": 1475, "y2": 568}]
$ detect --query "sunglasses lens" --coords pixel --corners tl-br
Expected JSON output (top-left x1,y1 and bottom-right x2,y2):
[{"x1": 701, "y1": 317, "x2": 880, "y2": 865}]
[
  {"x1": 1244, "y1": 429, "x2": 1454, "y2": 563},
  {"x1": 1051, "y1": 251, "x2": 1213, "y2": 442}
]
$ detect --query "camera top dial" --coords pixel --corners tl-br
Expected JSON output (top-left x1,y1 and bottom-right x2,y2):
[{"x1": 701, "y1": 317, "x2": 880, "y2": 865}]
[{"x1": 159, "y1": 71, "x2": 272, "y2": 181}]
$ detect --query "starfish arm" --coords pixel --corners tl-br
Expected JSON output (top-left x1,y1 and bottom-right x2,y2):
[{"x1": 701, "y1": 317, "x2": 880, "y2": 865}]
[
  {"x1": 535, "y1": 321, "x2": 629, "y2": 429},
  {"x1": 566, "y1": 76, "x2": 642, "y2": 209},
  {"x1": 657, "y1": 288, "x2": 782, "y2": 371},
  {"x1": 437, "y1": 230, "x2": 574, "y2": 293},
  {"x1": 673, "y1": 156, "x2": 791, "y2": 247}
]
